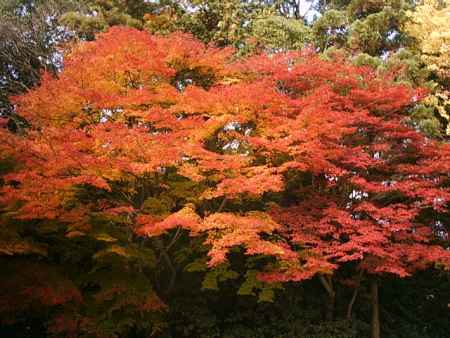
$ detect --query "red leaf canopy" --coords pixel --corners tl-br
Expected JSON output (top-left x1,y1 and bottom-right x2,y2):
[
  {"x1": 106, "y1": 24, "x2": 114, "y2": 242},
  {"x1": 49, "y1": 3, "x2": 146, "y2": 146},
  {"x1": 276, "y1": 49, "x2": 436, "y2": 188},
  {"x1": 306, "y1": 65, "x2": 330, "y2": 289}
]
[{"x1": 1, "y1": 26, "x2": 450, "y2": 282}]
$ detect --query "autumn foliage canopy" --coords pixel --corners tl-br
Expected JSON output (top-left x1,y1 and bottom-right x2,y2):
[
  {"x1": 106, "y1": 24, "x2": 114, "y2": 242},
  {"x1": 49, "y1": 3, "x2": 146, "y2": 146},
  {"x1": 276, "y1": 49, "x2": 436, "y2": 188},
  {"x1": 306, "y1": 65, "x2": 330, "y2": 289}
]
[{"x1": 1, "y1": 26, "x2": 450, "y2": 336}]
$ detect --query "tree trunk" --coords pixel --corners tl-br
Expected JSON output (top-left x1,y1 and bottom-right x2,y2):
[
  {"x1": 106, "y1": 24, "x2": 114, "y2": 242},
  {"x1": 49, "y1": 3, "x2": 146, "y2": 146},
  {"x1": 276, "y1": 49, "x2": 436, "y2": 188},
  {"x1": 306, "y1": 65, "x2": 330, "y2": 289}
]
[
  {"x1": 371, "y1": 279, "x2": 380, "y2": 338},
  {"x1": 319, "y1": 274, "x2": 336, "y2": 321},
  {"x1": 327, "y1": 289, "x2": 336, "y2": 321},
  {"x1": 346, "y1": 269, "x2": 363, "y2": 321},
  {"x1": 154, "y1": 237, "x2": 176, "y2": 295},
  {"x1": 346, "y1": 286, "x2": 359, "y2": 321}
]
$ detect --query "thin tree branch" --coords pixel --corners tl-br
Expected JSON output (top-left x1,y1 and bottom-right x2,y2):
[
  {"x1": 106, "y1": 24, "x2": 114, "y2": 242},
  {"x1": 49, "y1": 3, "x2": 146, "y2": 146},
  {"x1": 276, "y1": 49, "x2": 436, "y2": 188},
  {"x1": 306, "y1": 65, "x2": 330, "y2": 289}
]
[
  {"x1": 217, "y1": 197, "x2": 227, "y2": 212},
  {"x1": 319, "y1": 274, "x2": 335, "y2": 297},
  {"x1": 346, "y1": 269, "x2": 364, "y2": 321}
]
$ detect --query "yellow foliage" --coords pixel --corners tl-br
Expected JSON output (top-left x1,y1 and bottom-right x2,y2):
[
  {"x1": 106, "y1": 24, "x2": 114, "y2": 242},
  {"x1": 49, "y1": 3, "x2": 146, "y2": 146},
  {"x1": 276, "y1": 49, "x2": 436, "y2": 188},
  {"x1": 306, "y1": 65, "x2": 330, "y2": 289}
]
[
  {"x1": 406, "y1": 0, "x2": 450, "y2": 78},
  {"x1": 423, "y1": 90, "x2": 450, "y2": 134},
  {"x1": 406, "y1": 1, "x2": 450, "y2": 135}
]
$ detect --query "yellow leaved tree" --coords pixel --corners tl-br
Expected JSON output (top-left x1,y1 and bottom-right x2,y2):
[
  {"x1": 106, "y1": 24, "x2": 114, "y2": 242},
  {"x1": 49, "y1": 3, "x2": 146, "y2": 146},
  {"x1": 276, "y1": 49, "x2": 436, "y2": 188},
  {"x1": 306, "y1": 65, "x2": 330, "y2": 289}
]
[{"x1": 406, "y1": 0, "x2": 450, "y2": 134}]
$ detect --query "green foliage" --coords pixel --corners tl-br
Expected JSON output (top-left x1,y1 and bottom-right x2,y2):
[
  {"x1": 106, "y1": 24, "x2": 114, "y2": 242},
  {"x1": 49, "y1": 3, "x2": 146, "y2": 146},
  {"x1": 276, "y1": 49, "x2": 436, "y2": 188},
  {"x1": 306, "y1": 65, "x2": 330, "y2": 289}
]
[
  {"x1": 352, "y1": 52, "x2": 382, "y2": 68},
  {"x1": 59, "y1": 0, "x2": 157, "y2": 39},
  {"x1": 238, "y1": 269, "x2": 283, "y2": 302},
  {"x1": 201, "y1": 264, "x2": 240, "y2": 290},
  {"x1": 59, "y1": 11, "x2": 108, "y2": 40},
  {"x1": 251, "y1": 14, "x2": 311, "y2": 51},
  {"x1": 312, "y1": 10, "x2": 349, "y2": 50},
  {"x1": 0, "y1": 0, "x2": 78, "y2": 116},
  {"x1": 174, "y1": 0, "x2": 255, "y2": 47}
]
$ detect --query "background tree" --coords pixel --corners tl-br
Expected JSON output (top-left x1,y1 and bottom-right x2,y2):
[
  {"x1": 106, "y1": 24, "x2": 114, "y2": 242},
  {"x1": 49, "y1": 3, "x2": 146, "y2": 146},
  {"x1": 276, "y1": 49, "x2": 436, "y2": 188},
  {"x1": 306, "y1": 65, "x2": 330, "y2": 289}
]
[
  {"x1": 0, "y1": 0, "x2": 80, "y2": 119},
  {"x1": 405, "y1": 0, "x2": 450, "y2": 135}
]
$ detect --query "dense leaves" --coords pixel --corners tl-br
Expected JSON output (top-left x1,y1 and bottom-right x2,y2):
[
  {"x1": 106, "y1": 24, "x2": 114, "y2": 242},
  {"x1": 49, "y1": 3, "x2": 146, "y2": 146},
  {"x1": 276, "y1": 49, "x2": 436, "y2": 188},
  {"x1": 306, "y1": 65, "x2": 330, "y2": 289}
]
[{"x1": 1, "y1": 27, "x2": 450, "y2": 337}]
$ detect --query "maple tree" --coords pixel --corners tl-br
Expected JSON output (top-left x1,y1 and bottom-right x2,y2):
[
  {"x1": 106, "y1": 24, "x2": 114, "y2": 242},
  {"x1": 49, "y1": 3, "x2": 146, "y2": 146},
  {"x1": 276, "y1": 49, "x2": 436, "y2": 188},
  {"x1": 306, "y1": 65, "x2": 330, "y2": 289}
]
[{"x1": 1, "y1": 26, "x2": 450, "y2": 337}]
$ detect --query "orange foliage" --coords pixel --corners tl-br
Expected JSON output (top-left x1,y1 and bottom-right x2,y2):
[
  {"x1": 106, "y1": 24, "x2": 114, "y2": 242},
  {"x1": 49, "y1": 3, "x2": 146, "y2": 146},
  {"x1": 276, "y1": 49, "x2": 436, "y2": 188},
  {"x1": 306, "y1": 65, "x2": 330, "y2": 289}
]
[{"x1": 1, "y1": 26, "x2": 450, "y2": 286}]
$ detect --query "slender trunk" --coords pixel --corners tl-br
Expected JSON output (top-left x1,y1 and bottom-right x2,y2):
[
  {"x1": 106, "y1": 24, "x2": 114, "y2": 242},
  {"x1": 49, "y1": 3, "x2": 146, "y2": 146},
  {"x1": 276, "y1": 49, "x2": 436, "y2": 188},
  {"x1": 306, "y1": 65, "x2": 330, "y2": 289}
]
[
  {"x1": 346, "y1": 270, "x2": 363, "y2": 321},
  {"x1": 346, "y1": 286, "x2": 359, "y2": 321},
  {"x1": 154, "y1": 238, "x2": 176, "y2": 294},
  {"x1": 217, "y1": 197, "x2": 227, "y2": 212},
  {"x1": 328, "y1": 289, "x2": 336, "y2": 321},
  {"x1": 319, "y1": 274, "x2": 336, "y2": 320},
  {"x1": 371, "y1": 279, "x2": 380, "y2": 338}
]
